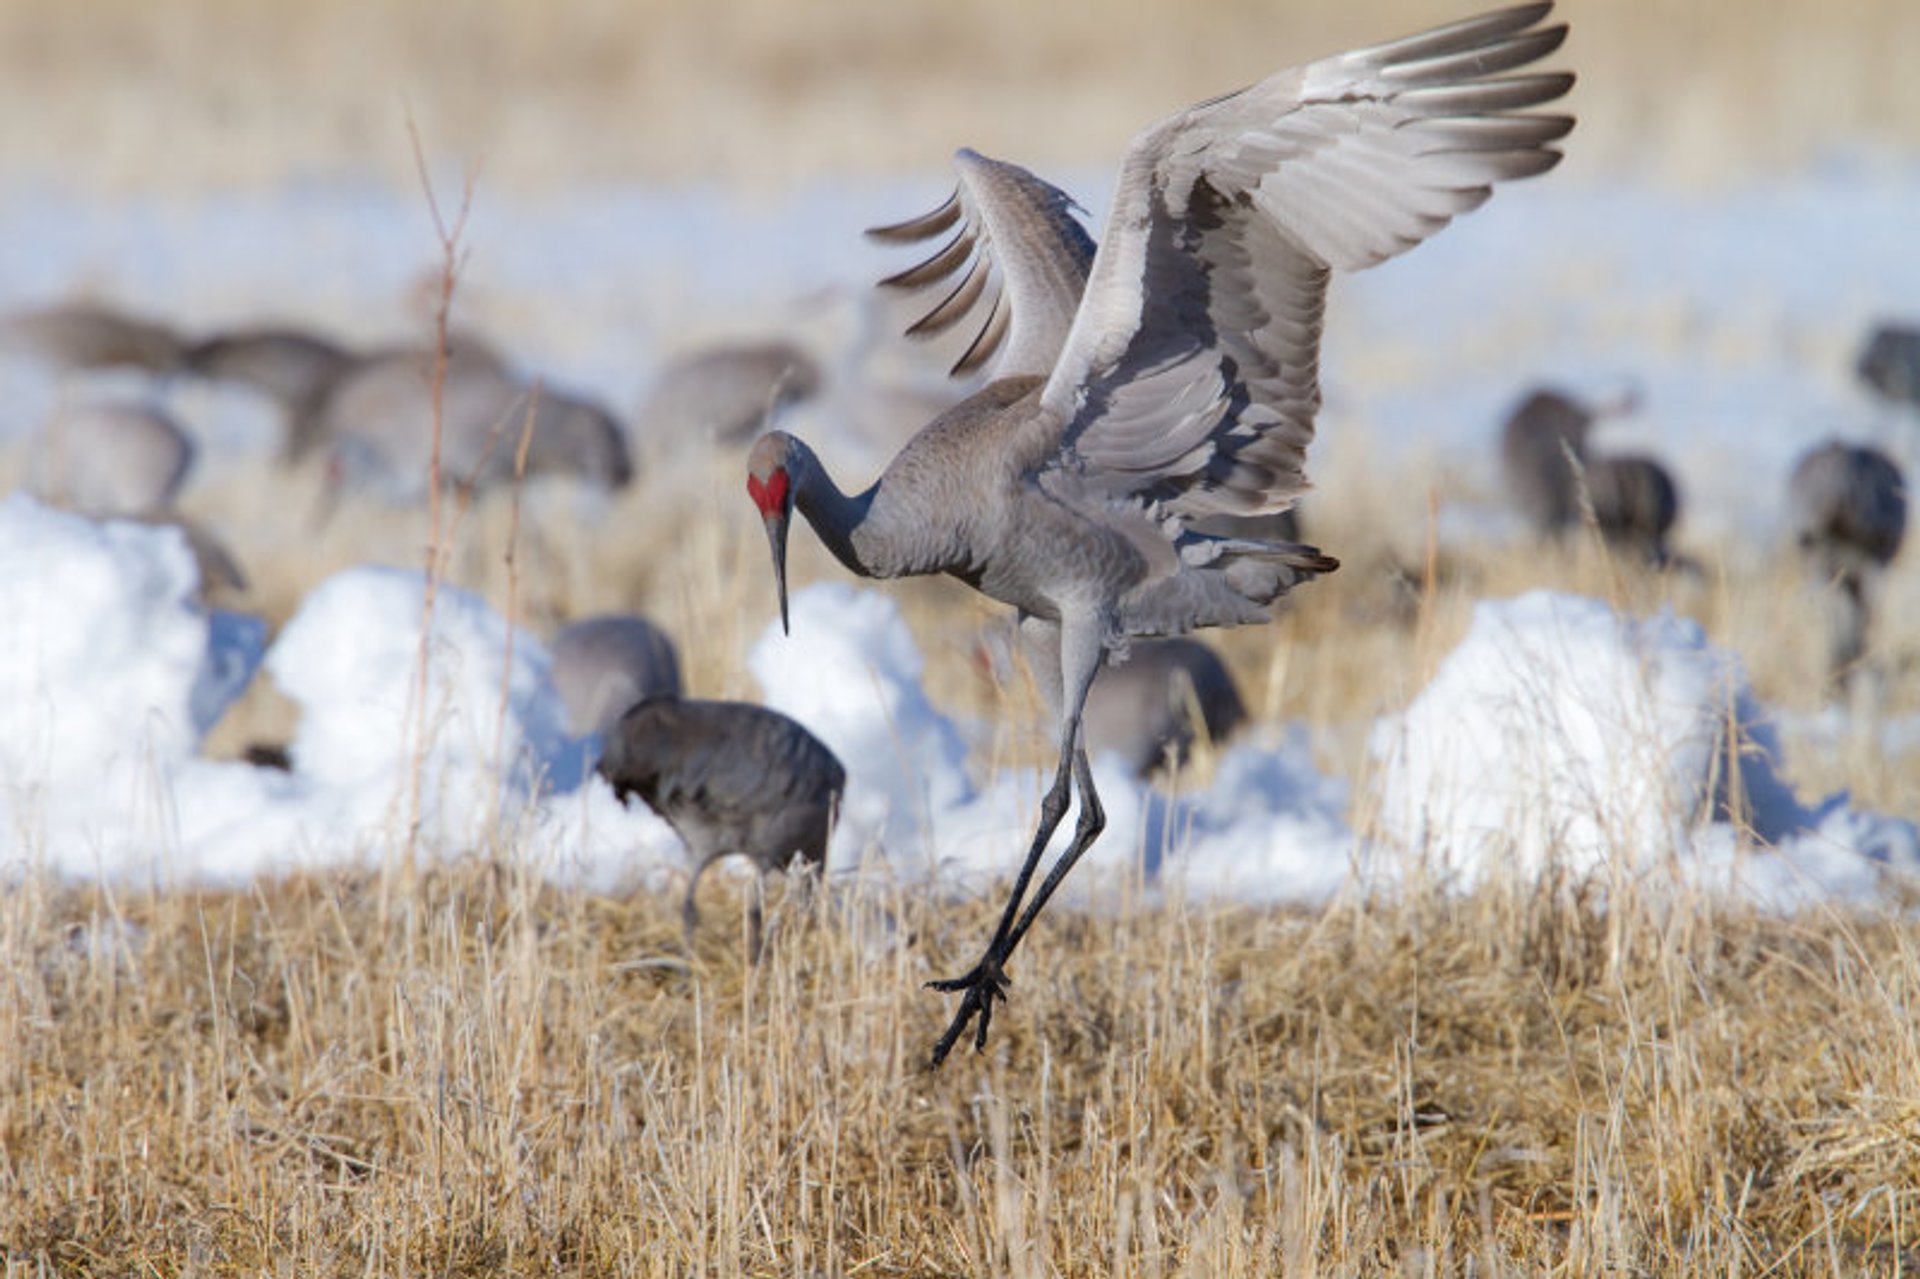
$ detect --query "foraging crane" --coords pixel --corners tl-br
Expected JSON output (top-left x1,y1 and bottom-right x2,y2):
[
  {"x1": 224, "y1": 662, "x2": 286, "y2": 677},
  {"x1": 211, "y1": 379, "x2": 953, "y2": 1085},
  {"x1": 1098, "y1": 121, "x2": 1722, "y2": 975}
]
[
  {"x1": 31, "y1": 401, "x2": 249, "y2": 599},
  {"x1": 1500, "y1": 385, "x2": 1679, "y2": 565},
  {"x1": 2, "y1": 300, "x2": 186, "y2": 375},
  {"x1": 1583, "y1": 453, "x2": 1680, "y2": 566},
  {"x1": 638, "y1": 339, "x2": 823, "y2": 448},
  {"x1": 183, "y1": 324, "x2": 512, "y2": 462},
  {"x1": 599, "y1": 695, "x2": 845, "y2": 960},
  {"x1": 182, "y1": 326, "x2": 360, "y2": 460},
  {"x1": 1787, "y1": 440, "x2": 1908, "y2": 690},
  {"x1": 745, "y1": 2, "x2": 1574, "y2": 1065},
  {"x1": 1857, "y1": 323, "x2": 1920, "y2": 412},
  {"x1": 34, "y1": 403, "x2": 195, "y2": 517},
  {"x1": 315, "y1": 345, "x2": 632, "y2": 507},
  {"x1": 980, "y1": 628, "x2": 1249, "y2": 781},
  {"x1": 550, "y1": 614, "x2": 684, "y2": 739},
  {"x1": 1080, "y1": 637, "x2": 1249, "y2": 781}
]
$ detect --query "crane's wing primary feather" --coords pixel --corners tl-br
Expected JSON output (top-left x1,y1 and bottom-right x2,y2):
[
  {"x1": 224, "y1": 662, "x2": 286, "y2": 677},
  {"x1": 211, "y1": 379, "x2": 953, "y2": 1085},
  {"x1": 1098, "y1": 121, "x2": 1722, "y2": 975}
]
[
  {"x1": 1033, "y1": 1, "x2": 1574, "y2": 519},
  {"x1": 868, "y1": 149, "x2": 1097, "y2": 379}
]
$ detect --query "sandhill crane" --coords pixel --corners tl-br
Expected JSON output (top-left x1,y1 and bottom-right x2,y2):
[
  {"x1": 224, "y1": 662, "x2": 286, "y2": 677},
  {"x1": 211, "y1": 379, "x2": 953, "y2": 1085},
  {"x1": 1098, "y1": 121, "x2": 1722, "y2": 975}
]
[
  {"x1": 1500, "y1": 385, "x2": 1679, "y2": 564},
  {"x1": 980, "y1": 627, "x2": 1249, "y2": 781},
  {"x1": 599, "y1": 695, "x2": 845, "y2": 959},
  {"x1": 183, "y1": 324, "x2": 512, "y2": 463},
  {"x1": 1501, "y1": 387, "x2": 1594, "y2": 535},
  {"x1": 1080, "y1": 638, "x2": 1248, "y2": 781},
  {"x1": 550, "y1": 614, "x2": 684, "y2": 738},
  {"x1": 316, "y1": 346, "x2": 632, "y2": 506},
  {"x1": 1857, "y1": 323, "x2": 1920, "y2": 412},
  {"x1": 31, "y1": 402, "x2": 249, "y2": 599},
  {"x1": 637, "y1": 339, "x2": 823, "y2": 448},
  {"x1": 183, "y1": 326, "x2": 359, "y2": 459},
  {"x1": 1584, "y1": 453, "x2": 1679, "y2": 566},
  {"x1": 744, "y1": 3, "x2": 1573, "y2": 1064},
  {"x1": 2, "y1": 300, "x2": 186, "y2": 375},
  {"x1": 1788, "y1": 440, "x2": 1908, "y2": 691},
  {"x1": 35, "y1": 403, "x2": 196, "y2": 517}
]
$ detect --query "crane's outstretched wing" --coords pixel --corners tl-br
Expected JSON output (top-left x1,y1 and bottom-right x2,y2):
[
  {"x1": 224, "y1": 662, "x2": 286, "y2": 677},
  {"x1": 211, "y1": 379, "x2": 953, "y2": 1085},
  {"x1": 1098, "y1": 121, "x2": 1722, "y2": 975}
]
[
  {"x1": 1033, "y1": 1, "x2": 1573, "y2": 519},
  {"x1": 867, "y1": 149, "x2": 1096, "y2": 379}
]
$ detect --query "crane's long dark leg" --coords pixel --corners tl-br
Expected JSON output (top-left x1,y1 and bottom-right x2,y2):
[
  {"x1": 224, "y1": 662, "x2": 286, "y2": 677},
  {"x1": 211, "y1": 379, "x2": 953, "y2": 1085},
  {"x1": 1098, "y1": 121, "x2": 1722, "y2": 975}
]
[
  {"x1": 926, "y1": 734, "x2": 1079, "y2": 1066},
  {"x1": 1004, "y1": 744, "x2": 1104, "y2": 956},
  {"x1": 928, "y1": 616, "x2": 1106, "y2": 1068}
]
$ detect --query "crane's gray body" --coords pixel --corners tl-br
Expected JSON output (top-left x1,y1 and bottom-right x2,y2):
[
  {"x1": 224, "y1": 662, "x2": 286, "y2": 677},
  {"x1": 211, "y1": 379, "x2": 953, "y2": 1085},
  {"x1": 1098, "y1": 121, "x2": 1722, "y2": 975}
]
[
  {"x1": 35, "y1": 402, "x2": 195, "y2": 517},
  {"x1": 317, "y1": 347, "x2": 632, "y2": 502},
  {"x1": 1081, "y1": 637, "x2": 1248, "y2": 779},
  {"x1": 1501, "y1": 387, "x2": 1593, "y2": 536},
  {"x1": 1857, "y1": 324, "x2": 1920, "y2": 410},
  {"x1": 1788, "y1": 440, "x2": 1908, "y2": 687},
  {"x1": 1500, "y1": 386, "x2": 1679, "y2": 563},
  {"x1": 599, "y1": 696, "x2": 845, "y2": 954},
  {"x1": 1585, "y1": 453, "x2": 1679, "y2": 564},
  {"x1": 2, "y1": 300, "x2": 186, "y2": 375},
  {"x1": 550, "y1": 614, "x2": 684, "y2": 739},
  {"x1": 639, "y1": 339, "x2": 823, "y2": 447}
]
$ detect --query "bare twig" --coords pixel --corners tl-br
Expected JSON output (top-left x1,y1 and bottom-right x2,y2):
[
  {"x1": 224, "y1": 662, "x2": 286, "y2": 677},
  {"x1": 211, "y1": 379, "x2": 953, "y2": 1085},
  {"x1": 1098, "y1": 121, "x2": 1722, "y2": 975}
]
[{"x1": 398, "y1": 114, "x2": 479, "y2": 889}]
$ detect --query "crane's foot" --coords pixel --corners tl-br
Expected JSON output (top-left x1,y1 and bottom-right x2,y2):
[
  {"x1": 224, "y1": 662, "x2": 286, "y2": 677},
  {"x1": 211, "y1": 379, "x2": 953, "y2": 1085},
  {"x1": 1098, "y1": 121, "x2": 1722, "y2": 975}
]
[{"x1": 925, "y1": 958, "x2": 1010, "y2": 1069}]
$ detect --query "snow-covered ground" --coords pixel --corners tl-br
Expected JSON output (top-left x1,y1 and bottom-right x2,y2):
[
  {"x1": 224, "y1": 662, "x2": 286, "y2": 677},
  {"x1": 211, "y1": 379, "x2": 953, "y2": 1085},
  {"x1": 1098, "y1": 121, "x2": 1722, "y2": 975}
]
[
  {"x1": 0, "y1": 494, "x2": 1911, "y2": 908},
  {"x1": 3, "y1": 159, "x2": 1920, "y2": 908}
]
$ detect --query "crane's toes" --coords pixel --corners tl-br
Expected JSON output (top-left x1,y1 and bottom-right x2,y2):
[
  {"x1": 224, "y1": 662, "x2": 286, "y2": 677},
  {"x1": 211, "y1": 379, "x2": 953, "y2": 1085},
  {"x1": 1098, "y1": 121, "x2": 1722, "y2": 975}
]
[
  {"x1": 925, "y1": 959, "x2": 1010, "y2": 1070},
  {"x1": 925, "y1": 958, "x2": 1010, "y2": 996}
]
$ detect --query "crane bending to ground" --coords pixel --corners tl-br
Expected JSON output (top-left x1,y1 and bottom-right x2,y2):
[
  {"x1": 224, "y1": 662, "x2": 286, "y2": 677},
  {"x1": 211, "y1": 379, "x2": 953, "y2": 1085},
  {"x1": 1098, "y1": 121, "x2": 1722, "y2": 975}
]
[{"x1": 746, "y1": 3, "x2": 1575, "y2": 1067}]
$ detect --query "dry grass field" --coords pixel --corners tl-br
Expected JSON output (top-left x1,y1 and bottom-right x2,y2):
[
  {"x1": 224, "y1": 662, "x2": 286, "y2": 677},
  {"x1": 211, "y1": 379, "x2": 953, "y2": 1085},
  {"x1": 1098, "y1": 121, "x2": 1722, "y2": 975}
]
[{"x1": 5, "y1": 0, "x2": 1920, "y2": 1273}]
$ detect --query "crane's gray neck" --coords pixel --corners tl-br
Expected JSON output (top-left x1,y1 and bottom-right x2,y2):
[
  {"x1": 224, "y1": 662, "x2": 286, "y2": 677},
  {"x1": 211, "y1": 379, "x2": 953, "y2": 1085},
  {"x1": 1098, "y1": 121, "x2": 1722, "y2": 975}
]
[{"x1": 790, "y1": 439, "x2": 883, "y2": 579}]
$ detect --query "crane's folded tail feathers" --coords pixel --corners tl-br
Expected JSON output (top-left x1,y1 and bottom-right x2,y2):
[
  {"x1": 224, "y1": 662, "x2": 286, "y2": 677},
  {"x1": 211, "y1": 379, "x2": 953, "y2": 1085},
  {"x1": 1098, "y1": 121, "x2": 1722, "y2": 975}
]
[
  {"x1": 1224, "y1": 541, "x2": 1340, "y2": 608},
  {"x1": 1128, "y1": 536, "x2": 1338, "y2": 635}
]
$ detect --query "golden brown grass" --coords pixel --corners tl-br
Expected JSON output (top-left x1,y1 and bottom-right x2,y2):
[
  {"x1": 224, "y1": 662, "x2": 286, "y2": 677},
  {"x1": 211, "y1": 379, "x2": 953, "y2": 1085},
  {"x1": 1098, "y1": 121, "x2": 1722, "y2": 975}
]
[{"x1": 6, "y1": 857, "x2": 1919, "y2": 1275}]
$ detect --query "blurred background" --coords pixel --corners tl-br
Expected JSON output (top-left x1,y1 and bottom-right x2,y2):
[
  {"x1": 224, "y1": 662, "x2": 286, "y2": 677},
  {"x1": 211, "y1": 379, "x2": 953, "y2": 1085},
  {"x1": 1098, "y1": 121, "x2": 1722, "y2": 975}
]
[{"x1": 2, "y1": 0, "x2": 1916, "y2": 191}]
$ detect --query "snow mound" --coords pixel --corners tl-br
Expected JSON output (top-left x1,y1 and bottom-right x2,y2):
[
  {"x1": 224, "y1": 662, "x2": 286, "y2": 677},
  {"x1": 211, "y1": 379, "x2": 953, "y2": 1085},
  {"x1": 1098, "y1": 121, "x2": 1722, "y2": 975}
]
[
  {"x1": 748, "y1": 582, "x2": 974, "y2": 864},
  {"x1": 1370, "y1": 590, "x2": 1918, "y2": 900},
  {"x1": 269, "y1": 566, "x2": 574, "y2": 808},
  {"x1": 0, "y1": 496, "x2": 220, "y2": 788}
]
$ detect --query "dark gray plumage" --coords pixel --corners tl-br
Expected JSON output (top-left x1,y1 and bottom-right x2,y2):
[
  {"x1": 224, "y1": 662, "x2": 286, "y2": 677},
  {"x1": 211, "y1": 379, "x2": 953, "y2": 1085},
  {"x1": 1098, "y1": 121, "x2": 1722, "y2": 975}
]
[
  {"x1": 1584, "y1": 453, "x2": 1679, "y2": 565},
  {"x1": 1857, "y1": 323, "x2": 1920, "y2": 410},
  {"x1": 1082, "y1": 638, "x2": 1248, "y2": 780},
  {"x1": 1788, "y1": 441, "x2": 1908, "y2": 689},
  {"x1": 2, "y1": 300, "x2": 186, "y2": 375},
  {"x1": 1500, "y1": 387, "x2": 1593, "y2": 536},
  {"x1": 550, "y1": 614, "x2": 683, "y2": 738},
  {"x1": 1500, "y1": 386, "x2": 1679, "y2": 564},
  {"x1": 600, "y1": 696, "x2": 845, "y2": 958},
  {"x1": 747, "y1": 3, "x2": 1574, "y2": 1065}
]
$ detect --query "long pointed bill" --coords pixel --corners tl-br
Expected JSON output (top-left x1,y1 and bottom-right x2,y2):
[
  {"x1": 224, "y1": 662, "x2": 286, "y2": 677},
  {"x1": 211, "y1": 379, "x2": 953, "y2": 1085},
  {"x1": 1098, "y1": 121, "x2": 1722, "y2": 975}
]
[{"x1": 762, "y1": 514, "x2": 791, "y2": 635}]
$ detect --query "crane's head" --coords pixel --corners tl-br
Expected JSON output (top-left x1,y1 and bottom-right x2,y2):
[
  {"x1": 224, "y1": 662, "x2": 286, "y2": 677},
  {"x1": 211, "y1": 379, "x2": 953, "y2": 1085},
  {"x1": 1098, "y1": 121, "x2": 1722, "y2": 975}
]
[{"x1": 746, "y1": 432, "x2": 797, "y2": 634}]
